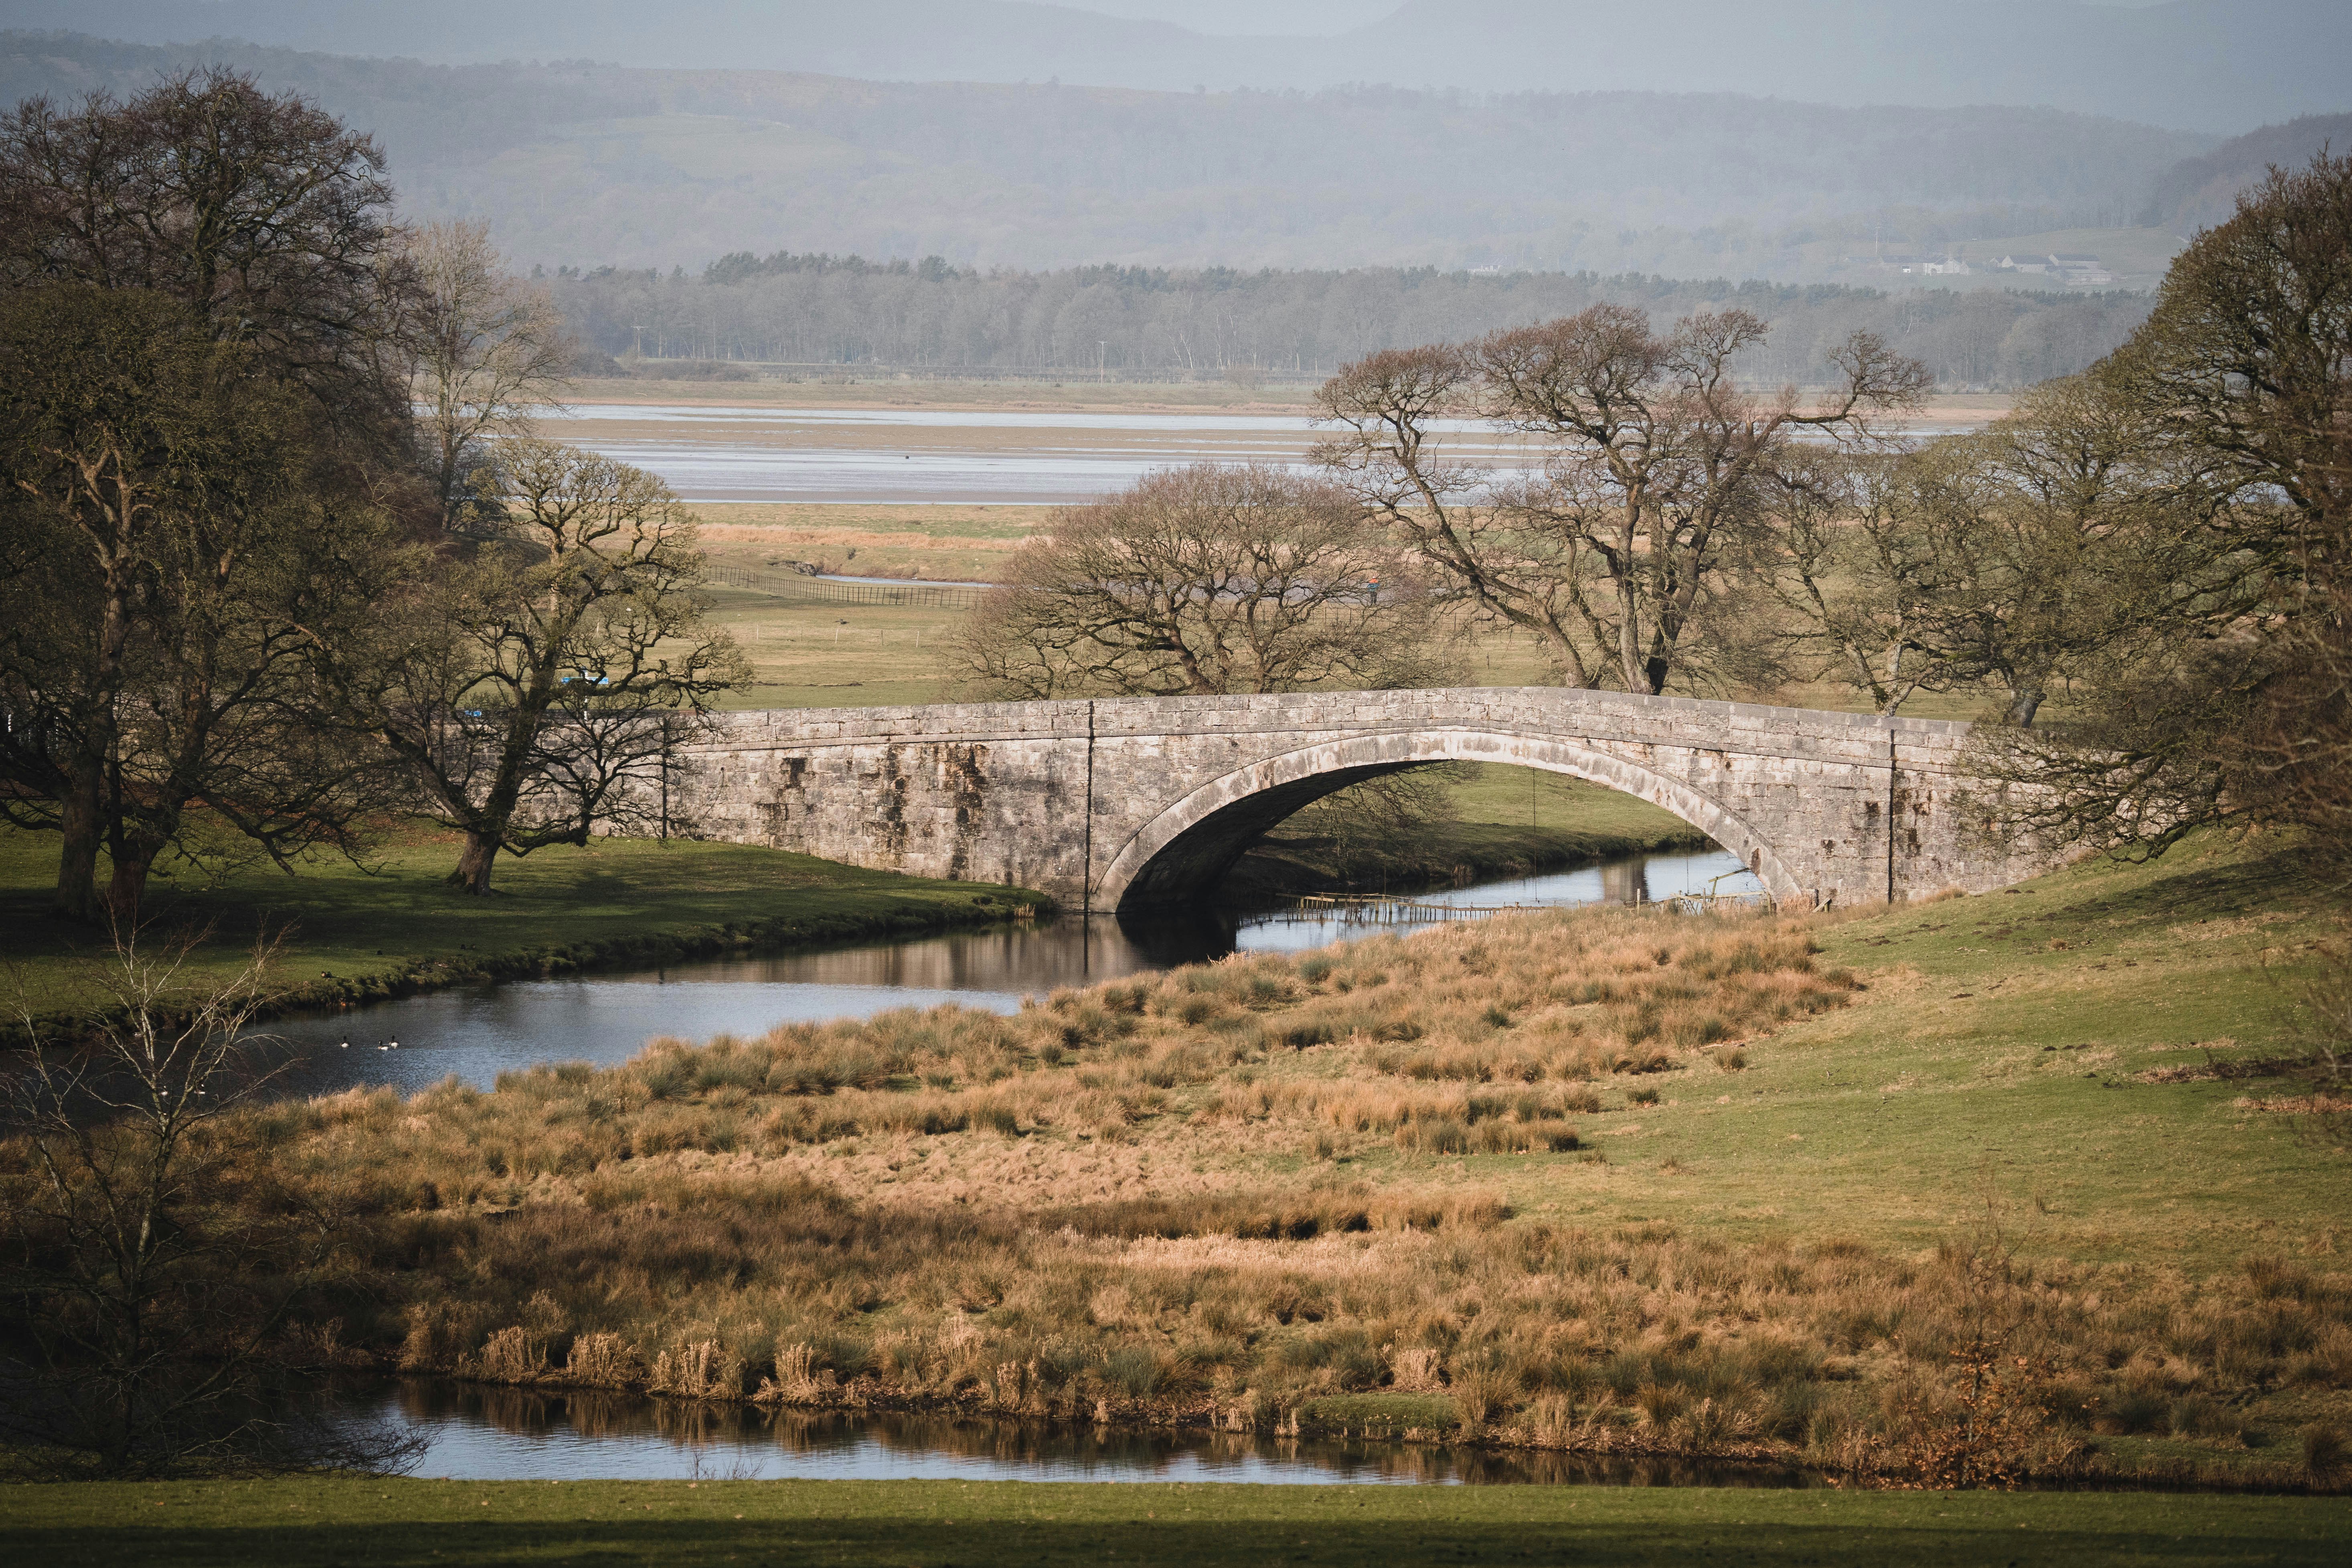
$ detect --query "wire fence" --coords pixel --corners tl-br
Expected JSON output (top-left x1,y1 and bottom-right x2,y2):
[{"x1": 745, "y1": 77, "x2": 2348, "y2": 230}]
[{"x1": 709, "y1": 567, "x2": 988, "y2": 612}]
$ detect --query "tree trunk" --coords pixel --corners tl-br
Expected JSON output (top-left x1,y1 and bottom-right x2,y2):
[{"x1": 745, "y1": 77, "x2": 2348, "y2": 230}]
[
  {"x1": 2006, "y1": 685, "x2": 2046, "y2": 727},
  {"x1": 53, "y1": 762, "x2": 105, "y2": 921},
  {"x1": 450, "y1": 830, "x2": 499, "y2": 895},
  {"x1": 105, "y1": 845, "x2": 154, "y2": 920}
]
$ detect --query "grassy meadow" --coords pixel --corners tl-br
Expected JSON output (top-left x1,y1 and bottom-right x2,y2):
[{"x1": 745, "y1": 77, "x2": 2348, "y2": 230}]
[
  {"x1": 0, "y1": 822, "x2": 1045, "y2": 1030},
  {"x1": 3, "y1": 1475, "x2": 2346, "y2": 1567},
  {"x1": 93, "y1": 827, "x2": 2342, "y2": 1493}
]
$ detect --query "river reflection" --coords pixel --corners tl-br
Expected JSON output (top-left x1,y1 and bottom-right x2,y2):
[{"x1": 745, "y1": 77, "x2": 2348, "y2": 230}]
[
  {"x1": 359, "y1": 1380, "x2": 1811, "y2": 1488},
  {"x1": 250, "y1": 848, "x2": 1756, "y2": 1099}
]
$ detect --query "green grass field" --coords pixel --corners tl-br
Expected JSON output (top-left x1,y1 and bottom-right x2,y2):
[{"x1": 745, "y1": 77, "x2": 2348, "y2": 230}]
[
  {"x1": 1783, "y1": 834, "x2": 2342, "y2": 1272},
  {"x1": 2, "y1": 1475, "x2": 2345, "y2": 1567},
  {"x1": 0, "y1": 823, "x2": 1044, "y2": 1028}
]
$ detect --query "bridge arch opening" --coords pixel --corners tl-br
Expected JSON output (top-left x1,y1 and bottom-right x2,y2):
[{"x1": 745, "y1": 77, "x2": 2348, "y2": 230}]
[{"x1": 1096, "y1": 729, "x2": 1798, "y2": 911}]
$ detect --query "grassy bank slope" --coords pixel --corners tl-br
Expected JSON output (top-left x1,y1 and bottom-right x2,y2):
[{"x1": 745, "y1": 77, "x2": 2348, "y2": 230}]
[
  {"x1": 0, "y1": 823, "x2": 1046, "y2": 1028},
  {"x1": 3, "y1": 1477, "x2": 2345, "y2": 1567}
]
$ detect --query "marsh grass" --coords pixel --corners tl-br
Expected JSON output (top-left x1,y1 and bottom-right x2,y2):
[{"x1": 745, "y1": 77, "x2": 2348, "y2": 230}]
[{"x1": 14, "y1": 849, "x2": 2351, "y2": 1491}]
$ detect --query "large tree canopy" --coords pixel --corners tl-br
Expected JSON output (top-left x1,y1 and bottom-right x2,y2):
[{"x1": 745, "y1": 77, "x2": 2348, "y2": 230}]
[
  {"x1": 0, "y1": 285, "x2": 405, "y2": 918},
  {"x1": 0, "y1": 67, "x2": 414, "y2": 443},
  {"x1": 953, "y1": 463, "x2": 1449, "y2": 700}
]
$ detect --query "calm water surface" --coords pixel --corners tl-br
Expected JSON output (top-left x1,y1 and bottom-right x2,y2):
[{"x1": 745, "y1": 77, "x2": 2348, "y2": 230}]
[
  {"x1": 352, "y1": 1382, "x2": 1809, "y2": 1487},
  {"x1": 254, "y1": 849, "x2": 1755, "y2": 1098}
]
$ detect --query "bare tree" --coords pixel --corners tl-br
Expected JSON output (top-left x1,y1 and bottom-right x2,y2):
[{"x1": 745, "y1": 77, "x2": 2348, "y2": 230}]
[
  {"x1": 408, "y1": 219, "x2": 573, "y2": 530},
  {"x1": 1314, "y1": 306, "x2": 1928, "y2": 694},
  {"x1": 0, "y1": 926, "x2": 421, "y2": 1477},
  {"x1": 952, "y1": 463, "x2": 1453, "y2": 698},
  {"x1": 1752, "y1": 378, "x2": 2239, "y2": 722},
  {"x1": 336, "y1": 440, "x2": 747, "y2": 894}
]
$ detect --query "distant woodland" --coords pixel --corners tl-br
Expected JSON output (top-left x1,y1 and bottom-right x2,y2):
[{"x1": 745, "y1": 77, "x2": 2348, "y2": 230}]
[
  {"x1": 554, "y1": 262, "x2": 2152, "y2": 391},
  {"x1": 0, "y1": 31, "x2": 2227, "y2": 277}
]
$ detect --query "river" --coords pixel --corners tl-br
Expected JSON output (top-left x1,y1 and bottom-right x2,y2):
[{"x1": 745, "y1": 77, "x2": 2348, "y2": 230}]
[
  {"x1": 253, "y1": 848, "x2": 1754, "y2": 1099},
  {"x1": 346, "y1": 1380, "x2": 1810, "y2": 1487}
]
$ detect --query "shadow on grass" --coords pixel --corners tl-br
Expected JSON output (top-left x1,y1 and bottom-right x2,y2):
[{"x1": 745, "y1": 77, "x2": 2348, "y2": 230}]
[{"x1": 2048, "y1": 842, "x2": 2318, "y2": 923}]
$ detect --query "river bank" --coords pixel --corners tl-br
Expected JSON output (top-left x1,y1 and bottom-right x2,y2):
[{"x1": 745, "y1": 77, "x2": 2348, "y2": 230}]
[{"x1": 0, "y1": 823, "x2": 1049, "y2": 1043}]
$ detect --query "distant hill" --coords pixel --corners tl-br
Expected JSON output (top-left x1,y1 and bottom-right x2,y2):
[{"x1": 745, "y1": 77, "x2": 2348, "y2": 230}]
[
  {"x1": 2140, "y1": 113, "x2": 2352, "y2": 233},
  {"x1": 0, "y1": 32, "x2": 2214, "y2": 275},
  {"x1": 3, "y1": 0, "x2": 2346, "y2": 132}
]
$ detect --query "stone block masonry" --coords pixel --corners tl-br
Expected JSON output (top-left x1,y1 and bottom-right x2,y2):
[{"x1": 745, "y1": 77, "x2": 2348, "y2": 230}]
[{"x1": 653, "y1": 687, "x2": 2051, "y2": 912}]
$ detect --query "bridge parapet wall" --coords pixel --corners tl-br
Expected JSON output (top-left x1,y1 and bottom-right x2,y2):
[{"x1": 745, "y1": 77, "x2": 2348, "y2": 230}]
[{"x1": 662, "y1": 688, "x2": 2039, "y2": 911}]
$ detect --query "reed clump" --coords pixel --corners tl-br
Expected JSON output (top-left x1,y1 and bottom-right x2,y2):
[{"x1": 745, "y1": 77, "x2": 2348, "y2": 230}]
[{"x1": 79, "y1": 903, "x2": 2352, "y2": 1489}]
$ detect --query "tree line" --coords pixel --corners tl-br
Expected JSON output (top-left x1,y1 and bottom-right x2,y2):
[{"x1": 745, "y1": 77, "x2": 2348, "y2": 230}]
[
  {"x1": 550, "y1": 258, "x2": 2151, "y2": 393},
  {"x1": 0, "y1": 69, "x2": 743, "y2": 922}
]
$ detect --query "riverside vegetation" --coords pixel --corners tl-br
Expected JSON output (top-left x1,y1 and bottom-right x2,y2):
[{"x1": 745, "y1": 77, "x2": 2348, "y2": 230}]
[
  {"x1": 0, "y1": 821, "x2": 1048, "y2": 1034},
  {"x1": 34, "y1": 829, "x2": 2341, "y2": 1493}
]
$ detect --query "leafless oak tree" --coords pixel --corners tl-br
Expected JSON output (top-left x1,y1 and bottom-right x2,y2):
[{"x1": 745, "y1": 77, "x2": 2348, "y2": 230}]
[
  {"x1": 953, "y1": 463, "x2": 1451, "y2": 698},
  {"x1": 331, "y1": 440, "x2": 747, "y2": 894},
  {"x1": 407, "y1": 219, "x2": 573, "y2": 530},
  {"x1": 1314, "y1": 305, "x2": 1928, "y2": 695}
]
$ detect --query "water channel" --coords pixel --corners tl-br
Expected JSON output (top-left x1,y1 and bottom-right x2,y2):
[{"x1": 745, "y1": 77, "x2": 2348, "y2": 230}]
[
  {"x1": 346, "y1": 1381, "x2": 1809, "y2": 1487},
  {"x1": 257, "y1": 848, "x2": 1754, "y2": 1100},
  {"x1": 543, "y1": 402, "x2": 1986, "y2": 506}
]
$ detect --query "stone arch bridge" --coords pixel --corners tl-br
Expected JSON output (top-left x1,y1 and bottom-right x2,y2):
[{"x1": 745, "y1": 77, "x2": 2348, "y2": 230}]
[
  {"x1": 668, "y1": 691, "x2": 2041, "y2": 912},
  {"x1": 661, "y1": 688, "x2": 2040, "y2": 913}
]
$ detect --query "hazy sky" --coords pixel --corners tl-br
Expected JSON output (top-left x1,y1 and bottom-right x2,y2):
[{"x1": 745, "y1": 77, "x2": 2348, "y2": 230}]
[
  {"x1": 1060, "y1": 0, "x2": 2178, "y2": 29},
  {"x1": 1057, "y1": 1, "x2": 1398, "y2": 32}
]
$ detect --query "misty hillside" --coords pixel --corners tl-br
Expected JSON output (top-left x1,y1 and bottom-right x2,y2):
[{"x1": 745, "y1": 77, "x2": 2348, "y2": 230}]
[
  {"x1": 2140, "y1": 113, "x2": 2352, "y2": 231},
  {"x1": 1, "y1": 32, "x2": 2221, "y2": 277},
  {"x1": 7, "y1": 0, "x2": 2347, "y2": 133}
]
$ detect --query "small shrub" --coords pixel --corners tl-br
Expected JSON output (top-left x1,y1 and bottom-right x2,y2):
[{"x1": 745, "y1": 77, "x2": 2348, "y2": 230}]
[
  {"x1": 649, "y1": 1339, "x2": 747, "y2": 1400},
  {"x1": 2093, "y1": 1386, "x2": 2170, "y2": 1435},
  {"x1": 562, "y1": 1332, "x2": 643, "y2": 1389}
]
